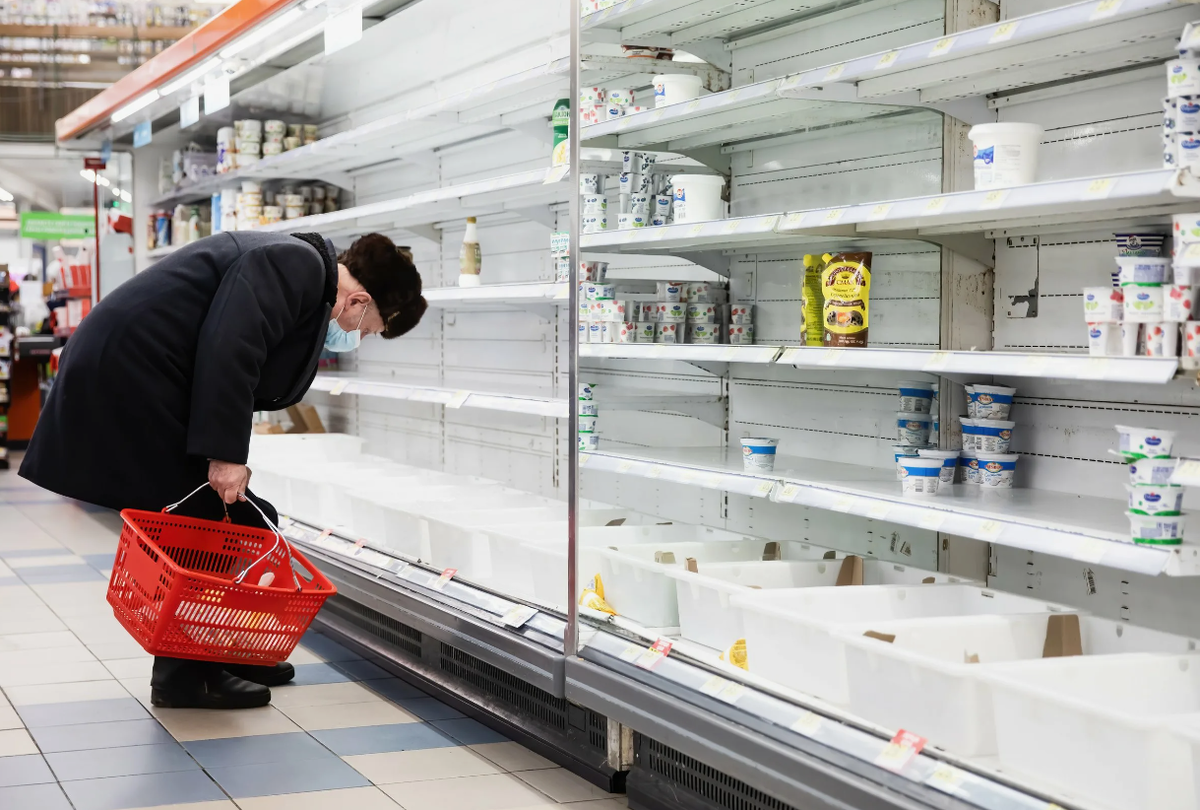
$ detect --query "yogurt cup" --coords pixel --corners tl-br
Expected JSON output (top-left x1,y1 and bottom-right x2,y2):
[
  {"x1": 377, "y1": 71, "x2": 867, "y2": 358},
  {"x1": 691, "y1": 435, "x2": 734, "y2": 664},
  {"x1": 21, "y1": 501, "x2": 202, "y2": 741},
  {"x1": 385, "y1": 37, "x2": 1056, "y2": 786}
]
[
  {"x1": 1083, "y1": 286, "x2": 1124, "y2": 322},
  {"x1": 1185, "y1": 321, "x2": 1200, "y2": 368},
  {"x1": 586, "y1": 283, "x2": 615, "y2": 301},
  {"x1": 581, "y1": 261, "x2": 608, "y2": 282},
  {"x1": 964, "y1": 386, "x2": 977, "y2": 418},
  {"x1": 976, "y1": 452, "x2": 1018, "y2": 489},
  {"x1": 898, "y1": 380, "x2": 935, "y2": 413},
  {"x1": 685, "y1": 323, "x2": 719, "y2": 344},
  {"x1": 1129, "y1": 457, "x2": 1181, "y2": 485},
  {"x1": 579, "y1": 432, "x2": 600, "y2": 452},
  {"x1": 1115, "y1": 256, "x2": 1171, "y2": 285},
  {"x1": 893, "y1": 445, "x2": 920, "y2": 480},
  {"x1": 1126, "y1": 484, "x2": 1184, "y2": 516},
  {"x1": 741, "y1": 437, "x2": 779, "y2": 472},
  {"x1": 961, "y1": 452, "x2": 980, "y2": 485},
  {"x1": 1122, "y1": 322, "x2": 1142, "y2": 356},
  {"x1": 636, "y1": 322, "x2": 656, "y2": 342},
  {"x1": 1115, "y1": 425, "x2": 1176, "y2": 459},
  {"x1": 1143, "y1": 322, "x2": 1180, "y2": 357},
  {"x1": 899, "y1": 458, "x2": 943, "y2": 497},
  {"x1": 1088, "y1": 322, "x2": 1120, "y2": 356},
  {"x1": 1169, "y1": 58, "x2": 1200, "y2": 98},
  {"x1": 1117, "y1": 233, "x2": 1168, "y2": 257},
  {"x1": 580, "y1": 173, "x2": 602, "y2": 194},
  {"x1": 729, "y1": 304, "x2": 754, "y2": 325},
  {"x1": 578, "y1": 415, "x2": 598, "y2": 432},
  {"x1": 686, "y1": 303, "x2": 717, "y2": 323},
  {"x1": 896, "y1": 411, "x2": 934, "y2": 446},
  {"x1": 1165, "y1": 285, "x2": 1199, "y2": 321},
  {"x1": 616, "y1": 322, "x2": 639, "y2": 343},
  {"x1": 960, "y1": 418, "x2": 980, "y2": 451},
  {"x1": 1181, "y1": 98, "x2": 1200, "y2": 131},
  {"x1": 656, "y1": 281, "x2": 685, "y2": 302},
  {"x1": 918, "y1": 448, "x2": 960, "y2": 483},
  {"x1": 580, "y1": 401, "x2": 598, "y2": 416},
  {"x1": 655, "y1": 323, "x2": 679, "y2": 343},
  {"x1": 579, "y1": 383, "x2": 596, "y2": 400},
  {"x1": 583, "y1": 193, "x2": 608, "y2": 212},
  {"x1": 1123, "y1": 283, "x2": 1164, "y2": 321},
  {"x1": 1177, "y1": 262, "x2": 1200, "y2": 286},
  {"x1": 686, "y1": 282, "x2": 716, "y2": 303},
  {"x1": 968, "y1": 385, "x2": 1016, "y2": 420},
  {"x1": 1129, "y1": 512, "x2": 1185, "y2": 545},
  {"x1": 728, "y1": 324, "x2": 755, "y2": 345},
  {"x1": 972, "y1": 420, "x2": 1014, "y2": 453},
  {"x1": 656, "y1": 302, "x2": 686, "y2": 323}
]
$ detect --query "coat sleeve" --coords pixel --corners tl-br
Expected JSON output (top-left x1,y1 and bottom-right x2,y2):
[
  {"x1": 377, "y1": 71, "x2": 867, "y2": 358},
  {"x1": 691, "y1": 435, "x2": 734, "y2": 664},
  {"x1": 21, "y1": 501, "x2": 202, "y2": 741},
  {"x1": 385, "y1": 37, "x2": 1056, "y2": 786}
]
[{"x1": 186, "y1": 242, "x2": 324, "y2": 464}]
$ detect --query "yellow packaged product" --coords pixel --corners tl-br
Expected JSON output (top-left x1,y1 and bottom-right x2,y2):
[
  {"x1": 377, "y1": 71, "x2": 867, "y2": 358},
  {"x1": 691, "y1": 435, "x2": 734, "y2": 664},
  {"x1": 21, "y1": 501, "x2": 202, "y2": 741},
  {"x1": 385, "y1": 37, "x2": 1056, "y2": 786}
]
[
  {"x1": 578, "y1": 574, "x2": 617, "y2": 615},
  {"x1": 721, "y1": 638, "x2": 748, "y2": 670},
  {"x1": 821, "y1": 251, "x2": 872, "y2": 347},
  {"x1": 802, "y1": 255, "x2": 825, "y2": 346}
]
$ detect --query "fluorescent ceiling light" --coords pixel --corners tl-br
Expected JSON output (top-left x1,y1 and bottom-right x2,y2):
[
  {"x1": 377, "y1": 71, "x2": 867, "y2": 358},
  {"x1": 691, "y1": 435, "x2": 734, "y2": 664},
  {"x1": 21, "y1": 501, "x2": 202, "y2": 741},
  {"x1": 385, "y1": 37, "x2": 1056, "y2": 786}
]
[
  {"x1": 78, "y1": 54, "x2": 90, "y2": 64},
  {"x1": 80, "y1": 170, "x2": 110, "y2": 187},
  {"x1": 301, "y1": 0, "x2": 328, "y2": 9},
  {"x1": 220, "y1": 8, "x2": 303, "y2": 59},
  {"x1": 161, "y1": 57, "x2": 221, "y2": 96},
  {"x1": 120, "y1": 190, "x2": 132, "y2": 202},
  {"x1": 111, "y1": 89, "x2": 160, "y2": 122},
  {"x1": 0, "y1": 188, "x2": 12, "y2": 202}
]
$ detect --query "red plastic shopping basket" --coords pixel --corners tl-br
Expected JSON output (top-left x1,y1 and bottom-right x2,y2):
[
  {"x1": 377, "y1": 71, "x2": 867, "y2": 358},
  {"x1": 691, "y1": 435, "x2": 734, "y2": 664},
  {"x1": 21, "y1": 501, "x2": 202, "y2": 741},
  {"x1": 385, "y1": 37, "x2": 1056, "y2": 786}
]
[{"x1": 106, "y1": 490, "x2": 336, "y2": 665}]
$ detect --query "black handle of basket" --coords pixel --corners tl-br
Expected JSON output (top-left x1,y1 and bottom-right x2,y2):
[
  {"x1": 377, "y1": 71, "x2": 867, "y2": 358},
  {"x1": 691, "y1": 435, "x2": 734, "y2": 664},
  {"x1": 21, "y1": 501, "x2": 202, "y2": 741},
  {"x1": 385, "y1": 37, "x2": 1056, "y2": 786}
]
[{"x1": 163, "y1": 484, "x2": 302, "y2": 591}]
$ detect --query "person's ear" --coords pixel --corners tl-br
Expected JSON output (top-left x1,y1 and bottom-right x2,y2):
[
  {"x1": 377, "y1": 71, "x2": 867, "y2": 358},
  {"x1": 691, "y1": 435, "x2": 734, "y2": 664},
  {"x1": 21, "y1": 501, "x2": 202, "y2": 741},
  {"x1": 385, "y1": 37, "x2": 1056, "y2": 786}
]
[{"x1": 349, "y1": 290, "x2": 372, "y2": 310}]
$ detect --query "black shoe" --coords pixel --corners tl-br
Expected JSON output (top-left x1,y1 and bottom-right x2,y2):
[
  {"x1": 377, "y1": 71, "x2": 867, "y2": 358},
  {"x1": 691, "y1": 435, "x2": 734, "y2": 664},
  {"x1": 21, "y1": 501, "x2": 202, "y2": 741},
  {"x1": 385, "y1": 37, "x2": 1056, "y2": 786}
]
[
  {"x1": 223, "y1": 662, "x2": 295, "y2": 687},
  {"x1": 151, "y1": 668, "x2": 271, "y2": 710}
]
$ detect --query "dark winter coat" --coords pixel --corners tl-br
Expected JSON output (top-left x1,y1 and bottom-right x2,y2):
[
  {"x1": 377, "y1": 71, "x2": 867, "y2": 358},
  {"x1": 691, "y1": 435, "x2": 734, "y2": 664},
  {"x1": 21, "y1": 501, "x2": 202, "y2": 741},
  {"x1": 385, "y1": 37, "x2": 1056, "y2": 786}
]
[{"x1": 20, "y1": 231, "x2": 337, "y2": 512}]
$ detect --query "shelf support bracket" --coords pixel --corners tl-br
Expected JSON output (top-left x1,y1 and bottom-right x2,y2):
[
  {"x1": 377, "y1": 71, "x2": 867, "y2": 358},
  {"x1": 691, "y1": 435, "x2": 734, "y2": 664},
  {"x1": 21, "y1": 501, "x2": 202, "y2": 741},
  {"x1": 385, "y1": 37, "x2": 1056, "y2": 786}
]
[
  {"x1": 400, "y1": 223, "x2": 442, "y2": 243},
  {"x1": 677, "y1": 251, "x2": 731, "y2": 278},
  {"x1": 921, "y1": 233, "x2": 995, "y2": 268},
  {"x1": 509, "y1": 205, "x2": 560, "y2": 230}
]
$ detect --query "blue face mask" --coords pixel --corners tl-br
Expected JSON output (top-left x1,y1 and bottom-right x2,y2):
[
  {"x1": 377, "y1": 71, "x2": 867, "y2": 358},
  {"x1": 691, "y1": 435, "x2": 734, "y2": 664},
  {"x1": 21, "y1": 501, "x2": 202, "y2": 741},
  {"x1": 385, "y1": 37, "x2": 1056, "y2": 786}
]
[{"x1": 325, "y1": 303, "x2": 366, "y2": 352}]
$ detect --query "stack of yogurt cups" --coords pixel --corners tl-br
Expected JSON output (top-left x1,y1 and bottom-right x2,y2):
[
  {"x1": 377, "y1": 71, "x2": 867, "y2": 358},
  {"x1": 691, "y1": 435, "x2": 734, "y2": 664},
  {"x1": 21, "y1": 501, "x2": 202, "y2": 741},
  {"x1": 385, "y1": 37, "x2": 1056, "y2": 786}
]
[
  {"x1": 217, "y1": 185, "x2": 238, "y2": 232},
  {"x1": 1173, "y1": 214, "x2": 1200, "y2": 367},
  {"x1": 579, "y1": 87, "x2": 648, "y2": 126},
  {"x1": 579, "y1": 383, "x2": 599, "y2": 452},
  {"x1": 216, "y1": 127, "x2": 236, "y2": 174},
  {"x1": 1164, "y1": 37, "x2": 1200, "y2": 170},
  {"x1": 1116, "y1": 425, "x2": 1186, "y2": 546},
  {"x1": 233, "y1": 119, "x2": 262, "y2": 169},
  {"x1": 960, "y1": 384, "x2": 1019, "y2": 490},
  {"x1": 578, "y1": 281, "x2": 740, "y2": 344},
  {"x1": 551, "y1": 232, "x2": 571, "y2": 282},
  {"x1": 262, "y1": 120, "x2": 286, "y2": 158},
  {"x1": 893, "y1": 381, "x2": 953, "y2": 497},
  {"x1": 234, "y1": 180, "x2": 262, "y2": 231}
]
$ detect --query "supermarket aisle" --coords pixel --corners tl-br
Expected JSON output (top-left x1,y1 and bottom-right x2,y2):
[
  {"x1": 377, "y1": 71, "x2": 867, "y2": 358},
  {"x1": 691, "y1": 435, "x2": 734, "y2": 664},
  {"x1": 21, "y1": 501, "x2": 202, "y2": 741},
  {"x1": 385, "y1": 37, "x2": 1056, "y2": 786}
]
[{"x1": 0, "y1": 459, "x2": 625, "y2": 810}]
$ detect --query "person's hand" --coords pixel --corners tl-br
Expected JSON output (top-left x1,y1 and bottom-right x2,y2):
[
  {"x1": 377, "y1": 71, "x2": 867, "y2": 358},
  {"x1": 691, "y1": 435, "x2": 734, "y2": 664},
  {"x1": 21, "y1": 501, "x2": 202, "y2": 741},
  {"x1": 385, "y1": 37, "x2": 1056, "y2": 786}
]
[{"x1": 208, "y1": 459, "x2": 251, "y2": 505}]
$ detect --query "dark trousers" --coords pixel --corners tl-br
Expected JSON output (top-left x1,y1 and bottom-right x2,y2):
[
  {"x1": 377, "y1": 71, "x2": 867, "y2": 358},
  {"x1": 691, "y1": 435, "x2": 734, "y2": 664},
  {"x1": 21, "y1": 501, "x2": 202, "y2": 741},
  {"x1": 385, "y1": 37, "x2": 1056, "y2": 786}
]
[{"x1": 150, "y1": 489, "x2": 279, "y2": 689}]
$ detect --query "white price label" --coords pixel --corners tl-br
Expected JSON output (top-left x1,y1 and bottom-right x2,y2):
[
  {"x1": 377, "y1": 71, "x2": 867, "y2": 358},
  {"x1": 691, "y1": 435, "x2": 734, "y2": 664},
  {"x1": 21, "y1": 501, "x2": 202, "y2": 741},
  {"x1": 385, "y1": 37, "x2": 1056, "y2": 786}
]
[
  {"x1": 1083, "y1": 178, "x2": 1115, "y2": 200},
  {"x1": 704, "y1": 473, "x2": 726, "y2": 489},
  {"x1": 819, "y1": 348, "x2": 845, "y2": 366},
  {"x1": 689, "y1": 224, "x2": 706, "y2": 237},
  {"x1": 923, "y1": 351, "x2": 951, "y2": 371},
  {"x1": 926, "y1": 764, "x2": 967, "y2": 795},
  {"x1": 866, "y1": 203, "x2": 893, "y2": 221},
  {"x1": 647, "y1": 466, "x2": 664, "y2": 478},
  {"x1": 646, "y1": 344, "x2": 667, "y2": 358},
  {"x1": 1022, "y1": 355, "x2": 1049, "y2": 376},
  {"x1": 579, "y1": 454, "x2": 591, "y2": 467},
  {"x1": 919, "y1": 511, "x2": 946, "y2": 531},
  {"x1": 723, "y1": 219, "x2": 742, "y2": 234},
  {"x1": 753, "y1": 480, "x2": 775, "y2": 497},
  {"x1": 1090, "y1": 0, "x2": 1122, "y2": 19},
  {"x1": 179, "y1": 95, "x2": 200, "y2": 129},
  {"x1": 686, "y1": 99, "x2": 702, "y2": 112},
  {"x1": 384, "y1": 558, "x2": 410, "y2": 576},
  {"x1": 721, "y1": 346, "x2": 740, "y2": 361},
  {"x1": 616, "y1": 460, "x2": 634, "y2": 473},
  {"x1": 716, "y1": 681, "x2": 746, "y2": 704},
  {"x1": 618, "y1": 644, "x2": 644, "y2": 663},
  {"x1": 790, "y1": 712, "x2": 823, "y2": 737},
  {"x1": 874, "y1": 51, "x2": 900, "y2": 70},
  {"x1": 543, "y1": 164, "x2": 569, "y2": 184},
  {"x1": 679, "y1": 469, "x2": 696, "y2": 484},
  {"x1": 979, "y1": 189, "x2": 1009, "y2": 209},
  {"x1": 927, "y1": 37, "x2": 956, "y2": 58},
  {"x1": 867, "y1": 502, "x2": 892, "y2": 521},
  {"x1": 329, "y1": 380, "x2": 349, "y2": 396},
  {"x1": 446, "y1": 390, "x2": 471, "y2": 408},
  {"x1": 782, "y1": 212, "x2": 807, "y2": 229},
  {"x1": 976, "y1": 520, "x2": 1005, "y2": 541},
  {"x1": 1074, "y1": 538, "x2": 1109, "y2": 564},
  {"x1": 699, "y1": 675, "x2": 728, "y2": 697},
  {"x1": 823, "y1": 64, "x2": 846, "y2": 81},
  {"x1": 988, "y1": 21, "x2": 1019, "y2": 43},
  {"x1": 1082, "y1": 357, "x2": 1109, "y2": 379},
  {"x1": 779, "y1": 483, "x2": 801, "y2": 501},
  {"x1": 501, "y1": 604, "x2": 538, "y2": 628},
  {"x1": 921, "y1": 197, "x2": 948, "y2": 216}
]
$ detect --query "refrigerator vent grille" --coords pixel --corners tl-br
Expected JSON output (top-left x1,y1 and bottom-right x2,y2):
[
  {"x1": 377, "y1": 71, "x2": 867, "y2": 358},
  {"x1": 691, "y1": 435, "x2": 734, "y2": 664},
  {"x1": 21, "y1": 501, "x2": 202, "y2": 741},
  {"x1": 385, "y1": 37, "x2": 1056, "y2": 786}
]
[
  {"x1": 639, "y1": 735, "x2": 797, "y2": 810},
  {"x1": 323, "y1": 595, "x2": 423, "y2": 658}
]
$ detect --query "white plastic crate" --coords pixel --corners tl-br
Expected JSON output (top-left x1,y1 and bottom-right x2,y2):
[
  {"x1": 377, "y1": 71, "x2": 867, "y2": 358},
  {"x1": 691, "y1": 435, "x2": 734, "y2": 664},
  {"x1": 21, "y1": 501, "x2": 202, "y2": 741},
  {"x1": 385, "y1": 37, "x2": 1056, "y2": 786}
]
[
  {"x1": 730, "y1": 584, "x2": 1067, "y2": 705},
  {"x1": 839, "y1": 615, "x2": 1195, "y2": 757},
  {"x1": 282, "y1": 459, "x2": 399, "y2": 529},
  {"x1": 983, "y1": 654, "x2": 1200, "y2": 810},
  {"x1": 668, "y1": 559, "x2": 971, "y2": 651},
  {"x1": 596, "y1": 536, "x2": 800, "y2": 628},
  {"x1": 248, "y1": 433, "x2": 365, "y2": 464},
  {"x1": 375, "y1": 482, "x2": 511, "y2": 560},
  {"x1": 425, "y1": 504, "x2": 565, "y2": 577}
]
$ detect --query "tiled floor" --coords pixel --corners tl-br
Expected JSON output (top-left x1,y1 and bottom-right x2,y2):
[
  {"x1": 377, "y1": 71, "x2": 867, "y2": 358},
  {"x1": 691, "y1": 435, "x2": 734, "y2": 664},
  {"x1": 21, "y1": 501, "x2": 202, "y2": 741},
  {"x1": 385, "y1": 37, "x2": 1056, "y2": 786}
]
[{"x1": 0, "y1": 460, "x2": 626, "y2": 810}]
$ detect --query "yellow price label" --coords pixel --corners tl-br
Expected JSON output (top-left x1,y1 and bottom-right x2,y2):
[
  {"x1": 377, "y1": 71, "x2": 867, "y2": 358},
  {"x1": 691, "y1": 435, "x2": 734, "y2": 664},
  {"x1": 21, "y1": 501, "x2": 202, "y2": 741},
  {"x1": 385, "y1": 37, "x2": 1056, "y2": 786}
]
[
  {"x1": 979, "y1": 189, "x2": 1009, "y2": 209},
  {"x1": 867, "y1": 502, "x2": 892, "y2": 520},
  {"x1": 821, "y1": 208, "x2": 846, "y2": 225},
  {"x1": 724, "y1": 220, "x2": 742, "y2": 233},
  {"x1": 790, "y1": 712, "x2": 823, "y2": 737},
  {"x1": 976, "y1": 520, "x2": 1004, "y2": 541},
  {"x1": 923, "y1": 351, "x2": 951, "y2": 371},
  {"x1": 866, "y1": 203, "x2": 893, "y2": 221},
  {"x1": 1083, "y1": 178, "x2": 1115, "y2": 199},
  {"x1": 928, "y1": 37, "x2": 956, "y2": 58},
  {"x1": 1083, "y1": 357, "x2": 1109, "y2": 379},
  {"x1": 721, "y1": 346, "x2": 740, "y2": 360},
  {"x1": 717, "y1": 682, "x2": 747, "y2": 704},
  {"x1": 1023, "y1": 355, "x2": 1049, "y2": 375},
  {"x1": 618, "y1": 644, "x2": 643, "y2": 663},
  {"x1": 647, "y1": 466, "x2": 664, "y2": 478},
  {"x1": 446, "y1": 390, "x2": 471, "y2": 409},
  {"x1": 1090, "y1": 0, "x2": 1121, "y2": 19},
  {"x1": 689, "y1": 224, "x2": 705, "y2": 236},
  {"x1": 699, "y1": 675, "x2": 728, "y2": 696},
  {"x1": 1186, "y1": 242, "x2": 1200, "y2": 259},
  {"x1": 754, "y1": 480, "x2": 775, "y2": 497},
  {"x1": 919, "y1": 511, "x2": 946, "y2": 531},
  {"x1": 579, "y1": 454, "x2": 591, "y2": 467},
  {"x1": 874, "y1": 51, "x2": 899, "y2": 70},
  {"x1": 616, "y1": 460, "x2": 634, "y2": 473},
  {"x1": 823, "y1": 63, "x2": 846, "y2": 81},
  {"x1": 988, "y1": 21, "x2": 1019, "y2": 43},
  {"x1": 926, "y1": 763, "x2": 966, "y2": 794},
  {"x1": 779, "y1": 483, "x2": 801, "y2": 501},
  {"x1": 922, "y1": 197, "x2": 948, "y2": 216},
  {"x1": 686, "y1": 99, "x2": 702, "y2": 112},
  {"x1": 832, "y1": 495, "x2": 856, "y2": 513},
  {"x1": 329, "y1": 380, "x2": 349, "y2": 396},
  {"x1": 553, "y1": 284, "x2": 570, "y2": 299},
  {"x1": 819, "y1": 348, "x2": 844, "y2": 365},
  {"x1": 728, "y1": 89, "x2": 742, "y2": 102}
]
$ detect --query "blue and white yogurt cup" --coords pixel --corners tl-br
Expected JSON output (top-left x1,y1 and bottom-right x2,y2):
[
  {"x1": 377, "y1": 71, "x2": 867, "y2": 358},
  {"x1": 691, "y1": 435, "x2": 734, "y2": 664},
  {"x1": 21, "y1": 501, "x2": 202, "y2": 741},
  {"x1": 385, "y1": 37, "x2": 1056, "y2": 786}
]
[
  {"x1": 896, "y1": 411, "x2": 934, "y2": 446},
  {"x1": 899, "y1": 457, "x2": 943, "y2": 497},
  {"x1": 976, "y1": 452, "x2": 1018, "y2": 489},
  {"x1": 741, "y1": 437, "x2": 779, "y2": 472},
  {"x1": 918, "y1": 448, "x2": 960, "y2": 484},
  {"x1": 898, "y1": 380, "x2": 935, "y2": 413}
]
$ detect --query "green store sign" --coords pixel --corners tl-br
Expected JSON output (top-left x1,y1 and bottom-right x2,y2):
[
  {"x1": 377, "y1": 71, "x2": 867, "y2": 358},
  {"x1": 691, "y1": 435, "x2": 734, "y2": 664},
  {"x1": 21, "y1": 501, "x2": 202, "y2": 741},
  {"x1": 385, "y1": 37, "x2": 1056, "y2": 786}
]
[{"x1": 19, "y1": 212, "x2": 95, "y2": 240}]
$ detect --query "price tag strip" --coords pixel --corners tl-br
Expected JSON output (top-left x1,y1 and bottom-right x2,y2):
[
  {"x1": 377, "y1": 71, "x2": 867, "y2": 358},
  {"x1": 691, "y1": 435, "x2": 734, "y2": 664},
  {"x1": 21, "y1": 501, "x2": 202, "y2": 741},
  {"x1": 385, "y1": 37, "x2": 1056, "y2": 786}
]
[
  {"x1": 790, "y1": 711, "x2": 824, "y2": 737},
  {"x1": 329, "y1": 380, "x2": 350, "y2": 396},
  {"x1": 500, "y1": 604, "x2": 539, "y2": 628},
  {"x1": 431, "y1": 567, "x2": 457, "y2": 591}
]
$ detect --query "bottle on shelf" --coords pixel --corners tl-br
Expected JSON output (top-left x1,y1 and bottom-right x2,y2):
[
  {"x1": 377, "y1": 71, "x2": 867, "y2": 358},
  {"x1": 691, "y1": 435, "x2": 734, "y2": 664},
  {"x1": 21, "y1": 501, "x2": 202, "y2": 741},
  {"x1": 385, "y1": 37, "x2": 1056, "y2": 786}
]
[
  {"x1": 551, "y1": 98, "x2": 569, "y2": 167},
  {"x1": 458, "y1": 217, "x2": 482, "y2": 288}
]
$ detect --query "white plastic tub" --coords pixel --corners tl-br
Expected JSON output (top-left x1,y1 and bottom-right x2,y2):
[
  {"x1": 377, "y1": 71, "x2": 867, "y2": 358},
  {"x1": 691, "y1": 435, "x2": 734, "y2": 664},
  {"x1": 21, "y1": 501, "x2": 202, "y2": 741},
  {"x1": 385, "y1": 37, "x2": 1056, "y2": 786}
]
[
  {"x1": 840, "y1": 614, "x2": 1194, "y2": 758},
  {"x1": 667, "y1": 559, "x2": 970, "y2": 651},
  {"x1": 653, "y1": 73, "x2": 703, "y2": 107},
  {"x1": 423, "y1": 505, "x2": 565, "y2": 581},
  {"x1": 967, "y1": 122, "x2": 1043, "y2": 189},
  {"x1": 671, "y1": 174, "x2": 724, "y2": 223},
  {"x1": 597, "y1": 538, "x2": 784, "y2": 628},
  {"x1": 983, "y1": 654, "x2": 1200, "y2": 810},
  {"x1": 376, "y1": 482, "x2": 511, "y2": 560},
  {"x1": 346, "y1": 471, "x2": 469, "y2": 541},
  {"x1": 282, "y1": 459, "x2": 397, "y2": 528},
  {"x1": 731, "y1": 584, "x2": 1066, "y2": 705}
]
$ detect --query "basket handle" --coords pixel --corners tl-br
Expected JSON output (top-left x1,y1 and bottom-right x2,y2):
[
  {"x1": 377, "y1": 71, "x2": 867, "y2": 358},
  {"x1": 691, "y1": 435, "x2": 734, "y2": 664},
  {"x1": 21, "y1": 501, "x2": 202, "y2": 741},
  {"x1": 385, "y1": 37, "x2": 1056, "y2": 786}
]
[{"x1": 163, "y1": 484, "x2": 302, "y2": 591}]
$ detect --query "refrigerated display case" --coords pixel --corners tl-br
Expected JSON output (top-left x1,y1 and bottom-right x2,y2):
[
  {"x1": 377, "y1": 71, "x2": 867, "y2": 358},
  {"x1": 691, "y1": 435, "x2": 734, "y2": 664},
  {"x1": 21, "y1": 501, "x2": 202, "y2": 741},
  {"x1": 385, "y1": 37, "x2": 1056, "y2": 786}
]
[{"x1": 56, "y1": 0, "x2": 1200, "y2": 807}]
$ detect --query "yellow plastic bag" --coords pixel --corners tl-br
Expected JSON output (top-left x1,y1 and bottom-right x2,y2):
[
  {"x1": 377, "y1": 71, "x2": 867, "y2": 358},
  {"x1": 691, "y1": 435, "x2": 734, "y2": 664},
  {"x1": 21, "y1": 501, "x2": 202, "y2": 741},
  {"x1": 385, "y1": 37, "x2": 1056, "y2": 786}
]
[
  {"x1": 578, "y1": 574, "x2": 617, "y2": 615},
  {"x1": 721, "y1": 638, "x2": 748, "y2": 670}
]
